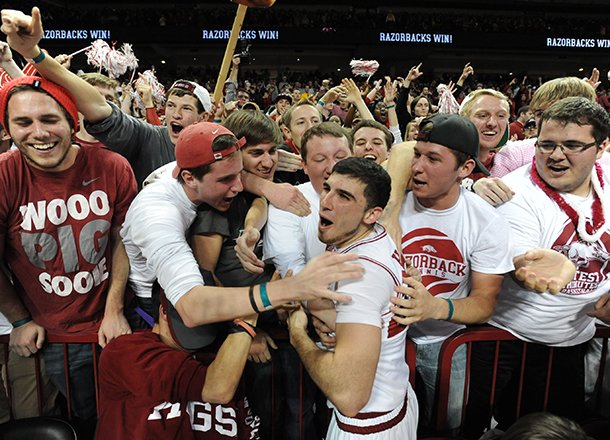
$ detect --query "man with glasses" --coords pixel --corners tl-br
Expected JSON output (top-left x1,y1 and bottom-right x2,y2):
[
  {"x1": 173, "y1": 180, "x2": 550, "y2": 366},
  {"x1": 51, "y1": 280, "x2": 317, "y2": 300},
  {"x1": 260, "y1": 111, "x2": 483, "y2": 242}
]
[{"x1": 463, "y1": 97, "x2": 610, "y2": 438}]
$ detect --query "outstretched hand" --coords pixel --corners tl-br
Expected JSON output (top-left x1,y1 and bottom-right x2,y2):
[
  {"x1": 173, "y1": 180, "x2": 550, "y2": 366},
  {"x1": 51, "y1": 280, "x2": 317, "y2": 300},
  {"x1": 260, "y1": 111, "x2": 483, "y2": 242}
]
[
  {"x1": 291, "y1": 252, "x2": 361, "y2": 303},
  {"x1": 235, "y1": 227, "x2": 264, "y2": 274},
  {"x1": 514, "y1": 248, "x2": 576, "y2": 294},
  {"x1": 1, "y1": 7, "x2": 43, "y2": 58}
]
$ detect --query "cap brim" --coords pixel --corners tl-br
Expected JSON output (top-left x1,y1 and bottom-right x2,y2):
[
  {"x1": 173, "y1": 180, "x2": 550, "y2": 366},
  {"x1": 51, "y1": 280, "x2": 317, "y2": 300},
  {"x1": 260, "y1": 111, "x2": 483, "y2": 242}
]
[
  {"x1": 162, "y1": 294, "x2": 222, "y2": 351},
  {"x1": 473, "y1": 157, "x2": 490, "y2": 176}
]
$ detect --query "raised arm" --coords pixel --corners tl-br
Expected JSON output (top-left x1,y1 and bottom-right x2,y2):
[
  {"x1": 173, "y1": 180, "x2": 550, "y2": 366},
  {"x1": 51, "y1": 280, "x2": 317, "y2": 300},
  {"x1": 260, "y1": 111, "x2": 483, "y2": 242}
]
[
  {"x1": 378, "y1": 141, "x2": 415, "y2": 248},
  {"x1": 342, "y1": 77, "x2": 374, "y2": 121},
  {"x1": 1, "y1": 7, "x2": 112, "y2": 122},
  {"x1": 0, "y1": 40, "x2": 24, "y2": 79},
  {"x1": 201, "y1": 315, "x2": 257, "y2": 403}
]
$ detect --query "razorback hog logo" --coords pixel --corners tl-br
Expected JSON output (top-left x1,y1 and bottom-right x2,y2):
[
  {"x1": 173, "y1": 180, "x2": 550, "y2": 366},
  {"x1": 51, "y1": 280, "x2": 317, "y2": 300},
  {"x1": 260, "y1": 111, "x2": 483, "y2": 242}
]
[
  {"x1": 552, "y1": 220, "x2": 610, "y2": 295},
  {"x1": 401, "y1": 228, "x2": 466, "y2": 296}
]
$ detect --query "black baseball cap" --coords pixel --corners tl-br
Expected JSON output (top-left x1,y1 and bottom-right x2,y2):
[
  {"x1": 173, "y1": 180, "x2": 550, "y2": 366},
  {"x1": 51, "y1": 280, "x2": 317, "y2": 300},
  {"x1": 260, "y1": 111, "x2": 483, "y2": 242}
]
[
  {"x1": 160, "y1": 291, "x2": 222, "y2": 351},
  {"x1": 274, "y1": 93, "x2": 293, "y2": 105},
  {"x1": 416, "y1": 113, "x2": 489, "y2": 176}
]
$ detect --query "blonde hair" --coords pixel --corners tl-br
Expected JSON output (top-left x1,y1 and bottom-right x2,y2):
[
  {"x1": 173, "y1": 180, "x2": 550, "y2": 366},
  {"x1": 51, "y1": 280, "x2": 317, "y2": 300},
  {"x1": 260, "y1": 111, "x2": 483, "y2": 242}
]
[
  {"x1": 529, "y1": 77, "x2": 596, "y2": 112},
  {"x1": 459, "y1": 89, "x2": 510, "y2": 118}
]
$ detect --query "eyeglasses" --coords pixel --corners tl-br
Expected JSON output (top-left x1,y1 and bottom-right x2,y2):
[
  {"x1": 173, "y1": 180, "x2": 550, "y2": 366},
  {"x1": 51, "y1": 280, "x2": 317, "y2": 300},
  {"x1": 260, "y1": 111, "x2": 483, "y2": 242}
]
[{"x1": 535, "y1": 140, "x2": 597, "y2": 154}]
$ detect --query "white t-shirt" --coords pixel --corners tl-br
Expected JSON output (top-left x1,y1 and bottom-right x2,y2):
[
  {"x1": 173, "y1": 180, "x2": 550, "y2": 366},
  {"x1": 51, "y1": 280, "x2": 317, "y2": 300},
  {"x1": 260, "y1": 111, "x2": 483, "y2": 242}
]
[
  {"x1": 120, "y1": 178, "x2": 203, "y2": 305},
  {"x1": 399, "y1": 188, "x2": 515, "y2": 344},
  {"x1": 491, "y1": 163, "x2": 610, "y2": 346},
  {"x1": 333, "y1": 224, "x2": 411, "y2": 413},
  {"x1": 0, "y1": 313, "x2": 11, "y2": 336},
  {"x1": 263, "y1": 182, "x2": 325, "y2": 276}
]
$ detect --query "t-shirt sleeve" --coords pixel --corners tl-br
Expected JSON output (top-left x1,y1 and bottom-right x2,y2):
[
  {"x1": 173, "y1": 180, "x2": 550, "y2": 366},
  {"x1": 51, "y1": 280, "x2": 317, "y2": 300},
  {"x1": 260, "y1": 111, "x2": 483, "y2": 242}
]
[
  {"x1": 85, "y1": 103, "x2": 157, "y2": 160},
  {"x1": 470, "y1": 213, "x2": 516, "y2": 275},
  {"x1": 263, "y1": 203, "x2": 307, "y2": 276},
  {"x1": 335, "y1": 258, "x2": 393, "y2": 328},
  {"x1": 496, "y1": 178, "x2": 543, "y2": 257},
  {"x1": 109, "y1": 153, "x2": 138, "y2": 227},
  {"x1": 126, "y1": 196, "x2": 203, "y2": 305}
]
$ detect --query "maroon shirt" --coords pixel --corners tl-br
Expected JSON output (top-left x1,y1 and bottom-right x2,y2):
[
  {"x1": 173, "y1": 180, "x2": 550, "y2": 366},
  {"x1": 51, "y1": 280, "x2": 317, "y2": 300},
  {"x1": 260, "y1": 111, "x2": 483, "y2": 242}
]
[{"x1": 96, "y1": 332, "x2": 260, "y2": 439}]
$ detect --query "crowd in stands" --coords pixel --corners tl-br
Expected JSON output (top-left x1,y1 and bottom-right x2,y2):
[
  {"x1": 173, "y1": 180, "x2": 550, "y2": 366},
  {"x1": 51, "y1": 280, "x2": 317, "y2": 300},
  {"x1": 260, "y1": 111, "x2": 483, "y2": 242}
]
[{"x1": 3, "y1": 4, "x2": 610, "y2": 440}]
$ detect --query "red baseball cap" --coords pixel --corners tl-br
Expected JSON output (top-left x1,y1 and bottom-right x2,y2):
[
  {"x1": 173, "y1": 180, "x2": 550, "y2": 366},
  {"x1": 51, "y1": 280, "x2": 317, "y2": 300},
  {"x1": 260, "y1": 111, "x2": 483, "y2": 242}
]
[
  {"x1": 172, "y1": 121, "x2": 246, "y2": 178},
  {"x1": 0, "y1": 76, "x2": 79, "y2": 135}
]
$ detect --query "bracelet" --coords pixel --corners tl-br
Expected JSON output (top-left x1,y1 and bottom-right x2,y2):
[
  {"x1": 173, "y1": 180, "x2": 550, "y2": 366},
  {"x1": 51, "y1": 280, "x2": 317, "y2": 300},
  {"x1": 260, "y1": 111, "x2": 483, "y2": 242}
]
[
  {"x1": 445, "y1": 299, "x2": 454, "y2": 321},
  {"x1": 212, "y1": 118, "x2": 222, "y2": 123},
  {"x1": 11, "y1": 317, "x2": 32, "y2": 328},
  {"x1": 259, "y1": 282, "x2": 273, "y2": 310},
  {"x1": 317, "y1": 99, "x2": 325, "y2": 106},
  {"x1": 248, "y1": 285, "x2": 261, "y2": 313},
  {"x1": 31, "y1": 50, "x2": 46, "y2": 64},
  {"x1": 386, "y1": 104, "x2": 395, "y2": 109},
  {"x1": 229, "y1": 319, "x2": 257, "y2": 338}
]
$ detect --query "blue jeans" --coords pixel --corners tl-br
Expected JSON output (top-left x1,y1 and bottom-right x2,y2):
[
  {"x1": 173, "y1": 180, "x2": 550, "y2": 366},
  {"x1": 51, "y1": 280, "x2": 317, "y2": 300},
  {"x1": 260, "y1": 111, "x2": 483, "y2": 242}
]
[
  {"x1": 42, "y1": 343, "x2": 98, "y2": 421},
  {"x1": 415, "y1": 340, "x2": 466, "y2": 432}
]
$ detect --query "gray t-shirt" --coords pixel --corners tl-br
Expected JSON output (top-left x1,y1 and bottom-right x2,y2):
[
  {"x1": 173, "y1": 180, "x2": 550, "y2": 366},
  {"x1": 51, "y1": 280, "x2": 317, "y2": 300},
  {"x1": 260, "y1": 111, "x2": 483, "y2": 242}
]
[{"x1": 85, "y1": 103, "x2": 174, "y2": 187}]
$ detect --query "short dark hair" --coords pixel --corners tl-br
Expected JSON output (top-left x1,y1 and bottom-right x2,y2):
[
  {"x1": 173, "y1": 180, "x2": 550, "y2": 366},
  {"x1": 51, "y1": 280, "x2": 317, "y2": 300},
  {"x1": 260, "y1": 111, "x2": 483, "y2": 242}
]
[
  {"x1": 331, "y1": 157, "x2": 391, "y2": 211},
  {"x1": 517, "y1": 105, "x2": 530, "y2": 116},
  {"x1": 223, "y1": 109, "x2": 282, "y2": 147},
  {"x1": 352, "y1": 120, "x2": 394, "y2": 151},
  {"x1": 539, "y1": 96, "x2": 610, "y2": 145},
  {"x1": 167, "y1": 87, "x2": 204, "y2": 113},
  {"x1": 301, "y1": 122, "x2": 352, "y2": 162},
  {"x1": 176, "y1": 134, "x2": 240, "y2": 183}
]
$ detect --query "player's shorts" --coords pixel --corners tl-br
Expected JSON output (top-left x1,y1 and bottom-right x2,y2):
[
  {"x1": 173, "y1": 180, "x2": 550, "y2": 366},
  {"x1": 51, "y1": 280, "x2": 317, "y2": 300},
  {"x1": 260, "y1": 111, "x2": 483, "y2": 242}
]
[{"x1": 326, "y1": 385, "x2": 418, "y2": 439}]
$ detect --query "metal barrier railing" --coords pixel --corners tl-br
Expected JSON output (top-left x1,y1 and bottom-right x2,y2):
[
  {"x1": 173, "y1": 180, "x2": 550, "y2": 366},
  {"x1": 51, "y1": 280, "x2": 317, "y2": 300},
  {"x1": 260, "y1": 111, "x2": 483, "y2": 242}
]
[{"x1": 433, "y1": 324, "x2": 610, "y2": 436}]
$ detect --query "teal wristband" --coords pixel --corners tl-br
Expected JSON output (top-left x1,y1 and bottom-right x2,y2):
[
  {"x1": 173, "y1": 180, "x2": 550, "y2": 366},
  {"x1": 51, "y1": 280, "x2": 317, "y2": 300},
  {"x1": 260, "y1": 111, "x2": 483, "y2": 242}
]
[
  {"x1": 259, "y1": 282, "x2": 273, "y2": 310},
  {"x1": 386, "y1": 104, "x2": 395, "y2": 109},
  {"x1": 317, "y1": 99, "x2": 325, "y2": 106},
  {"x1": 11, "y1": 317, "x2": 32, "y2": 328},
  {"x1": 445, "y1": 299, "x2": 454, "y2": 321},
  {"x1": 31, "y1": 50, "x2": 46, "y2": 64}
]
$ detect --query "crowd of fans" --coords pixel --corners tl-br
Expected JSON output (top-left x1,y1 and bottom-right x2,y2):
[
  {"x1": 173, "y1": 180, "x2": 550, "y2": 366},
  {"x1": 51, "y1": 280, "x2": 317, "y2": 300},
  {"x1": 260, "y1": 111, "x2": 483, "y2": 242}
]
[{"x1": 3, "y1": 4, "x2": 610, "y2": 440}]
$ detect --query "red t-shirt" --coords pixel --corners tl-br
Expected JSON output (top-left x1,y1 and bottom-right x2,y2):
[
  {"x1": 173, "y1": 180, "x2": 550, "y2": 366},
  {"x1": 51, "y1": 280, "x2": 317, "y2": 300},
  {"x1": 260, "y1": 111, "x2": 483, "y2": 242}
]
[
  {"x1": 0, "y1": 146, "x2": 137, "y2": 334},
  {"x1": 96, "y1": 332, "x2": 260, "y2": 439},
  {"x1": 509, "y1": 120, "x2": 524, "y2": 141}
]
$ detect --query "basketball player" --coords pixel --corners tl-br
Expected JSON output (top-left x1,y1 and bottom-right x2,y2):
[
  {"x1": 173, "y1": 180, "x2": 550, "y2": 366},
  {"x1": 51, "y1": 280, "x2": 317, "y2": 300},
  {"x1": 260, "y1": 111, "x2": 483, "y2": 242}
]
[{"x1": 288, "y1": 157, "x2": 418, "y2": 439}]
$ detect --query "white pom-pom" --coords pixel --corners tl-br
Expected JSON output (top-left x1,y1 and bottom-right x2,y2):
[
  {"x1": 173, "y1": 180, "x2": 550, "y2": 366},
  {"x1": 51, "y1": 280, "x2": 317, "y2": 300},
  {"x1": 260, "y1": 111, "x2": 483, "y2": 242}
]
[
  {"x1": 86, "y1": 39, "x2": 110, "y2": 70},
  {"x1": 349, "y1": 59, "x2": 379, "y2": 77},
  {"x1": 135, "y1": 69, "x2": 166, "y2": 107}
]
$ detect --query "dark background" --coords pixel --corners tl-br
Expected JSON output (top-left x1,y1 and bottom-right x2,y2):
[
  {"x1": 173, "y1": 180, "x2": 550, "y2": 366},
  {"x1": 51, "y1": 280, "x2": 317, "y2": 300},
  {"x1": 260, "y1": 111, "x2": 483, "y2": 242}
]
[{"x1": 6, "y1": 1, "x2": 610, "y2": 85}]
